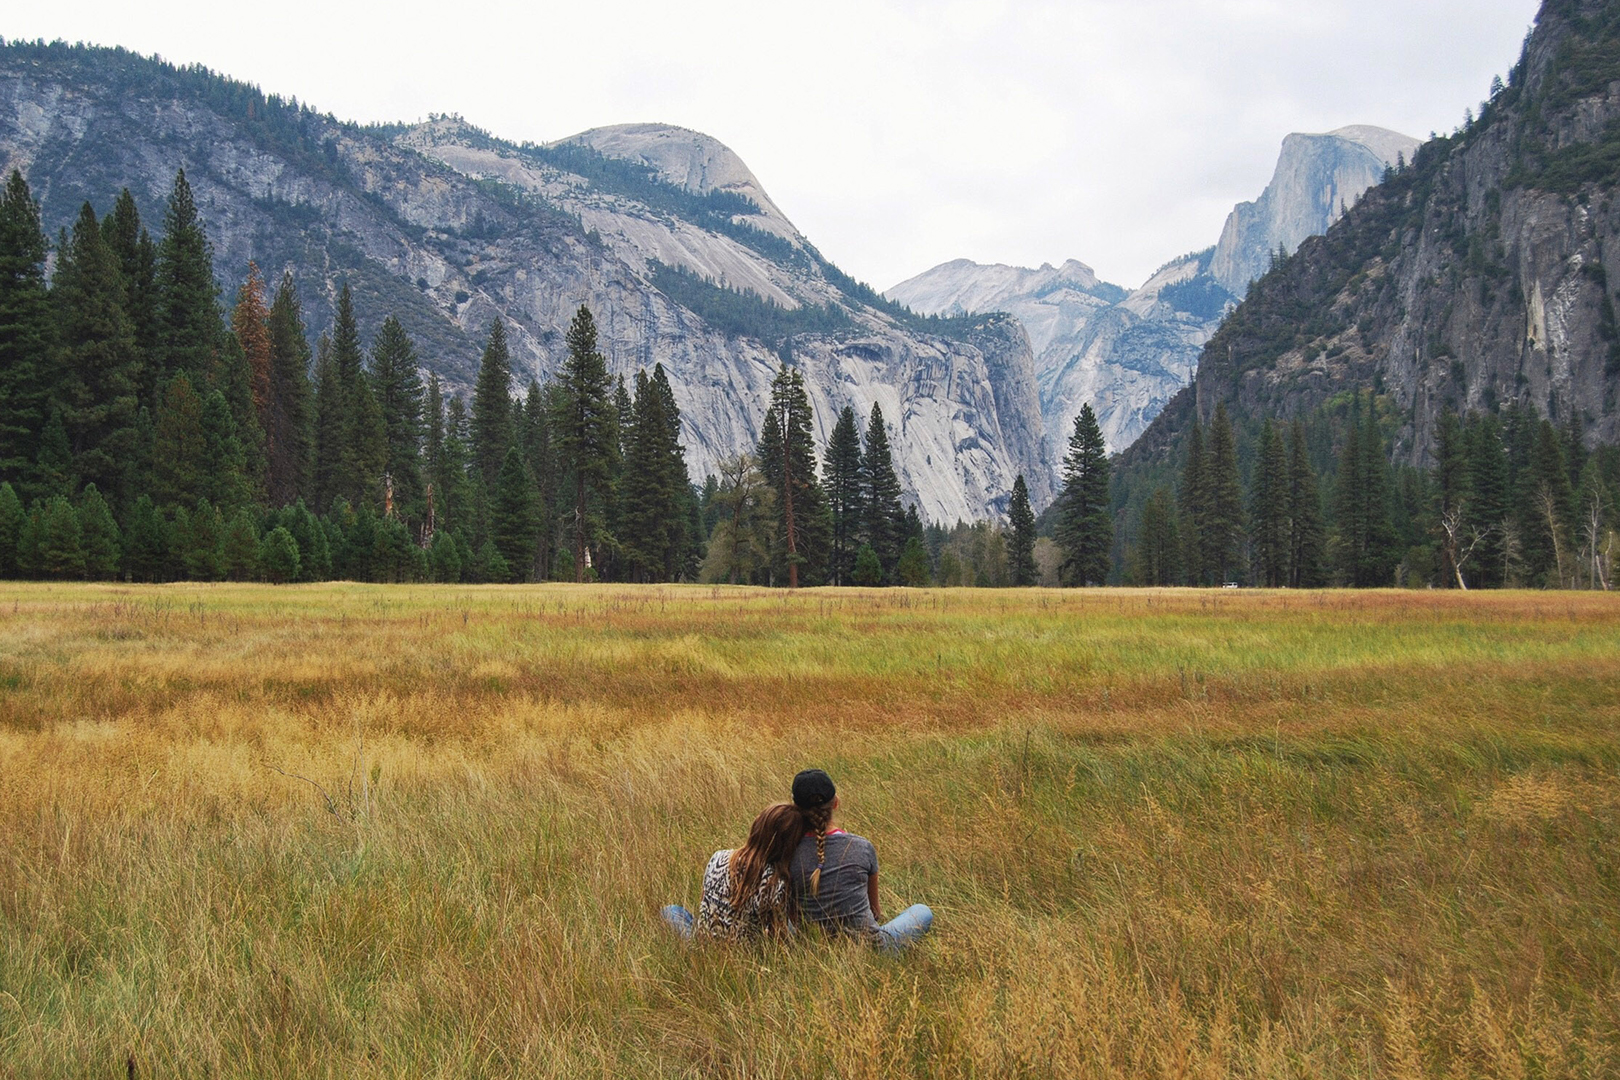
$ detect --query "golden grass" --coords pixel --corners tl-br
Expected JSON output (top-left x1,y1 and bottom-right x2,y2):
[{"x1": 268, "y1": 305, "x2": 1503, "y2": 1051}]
[{"x1": 1, "y1": 583, "x2": 1618, "y2": 1077}]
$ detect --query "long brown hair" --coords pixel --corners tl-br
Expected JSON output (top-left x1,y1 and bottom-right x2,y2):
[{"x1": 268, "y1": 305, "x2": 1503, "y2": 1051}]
[{"x1": 728, "y1": 803, "x2": 805, "y2": 919}]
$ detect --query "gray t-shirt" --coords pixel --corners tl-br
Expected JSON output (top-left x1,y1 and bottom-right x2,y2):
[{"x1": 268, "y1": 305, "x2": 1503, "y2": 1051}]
[{"x1": 788, "y1": 831, "x2": 879, "y2": 936}]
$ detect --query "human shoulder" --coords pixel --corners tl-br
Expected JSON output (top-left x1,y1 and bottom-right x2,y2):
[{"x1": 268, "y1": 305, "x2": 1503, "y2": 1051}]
[{"x1": 844, "y1": 833, "x2": 878, "y2": 869}]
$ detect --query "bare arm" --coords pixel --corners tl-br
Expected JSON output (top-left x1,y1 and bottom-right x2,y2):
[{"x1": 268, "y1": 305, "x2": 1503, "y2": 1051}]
[{"x1": 868, "y1": 869, "x2": 883, "y2": 924}]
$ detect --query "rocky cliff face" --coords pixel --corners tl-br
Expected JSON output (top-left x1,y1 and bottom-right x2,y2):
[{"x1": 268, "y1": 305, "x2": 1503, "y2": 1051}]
[
  {"x1": 1122, "y1": 0, "x2": 1620, "y2": 479},
  {"x1": 1208, "y1": 126, "x2": 1421, "y2": 296},
  {"x1": 0, "y1": 44, "x2": 1052, "y2": 522},
  {"x1": 888, "y1": 128, "x2": 1415, "y2": 459},
  {"x1": 888, "y1": 253, "x2": 1216, "y2": 455}
]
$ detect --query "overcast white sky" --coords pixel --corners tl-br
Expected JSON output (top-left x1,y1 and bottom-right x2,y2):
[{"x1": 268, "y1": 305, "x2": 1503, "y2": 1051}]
[{"x1": 7, "y1": 0, "x2": 1542, "y2": 289}]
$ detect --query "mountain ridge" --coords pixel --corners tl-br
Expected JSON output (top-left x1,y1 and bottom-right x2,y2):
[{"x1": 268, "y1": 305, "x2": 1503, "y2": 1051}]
[
  {"x1": 0, "y1": 39, "x2": 1053, "y2": 522},
  {"x1": 1116, "y1": 0, "x2": 1620, "y2": 506},
  {"x1": 888, "y1": 125, "x2": 1415, "y2": 456}
]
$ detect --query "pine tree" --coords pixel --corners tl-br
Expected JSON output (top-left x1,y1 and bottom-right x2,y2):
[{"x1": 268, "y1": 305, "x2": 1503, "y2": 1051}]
[
  {"x1": 1563, "y1": 411, "x2": 1588, "y2": 494},
  {"x1": 102, "y1": 189, "x2": 160, "y2": 405},
  {"x1": 1287, "y1": 421, "x2": 1325, "y2": 588},
  {"x1": 53, "y1": 202, "x2": 142, "y2": 511},
  {"x1": 221, "y1": 508, "x2": 259, "y2": 581},
  {"x1": 373, "y1": 515, "x2": 420, "y2": 583},
  {"x1": 35, "y1": 408, "x2": 74, "y2": 498},
  {"x1": 38, "y1": 496, "x2": 85, "y2": 579},
  {"x1": 277, "y1": 499, "x2": 329, "y2": 581},
  {"x1": 370, "y1": 316, "x2": 425, "y2": 522},
  {"x1": 150, "y1": 374, "x2": 209, "y2": 511},
  {"x1": 1131, "y1": 485, "x2": 1181, "y2": 586},
  {"x1": 1332, "y1": 395, "x2": 1399, "y2": 586},
  {"x1": 155, "y1": 169, "x2": 222, "y2": 385},
  {"x1": 340, "y1": 501, "x2": 378, "y2": 582},
  {"x1": 824, "y1": 404, "x2": 863, "y2": 585},
  {"x1": 428, "y1": 528, "x2": 462, "y2": 583},
  {"x1": 214, "y1": 328, "x2": 268, "y2": 501},
  {"x1": 233, "y1": 263, "x2": 273, "y2": 430},
  {"x1": 1465, "y1": 414, "x2": 1510, "y2": 587},
  {"x1": 613, "y1": 378, "x2": 634, "y2": 457},
  {"x1": 552, "y1": 306, "x2": 617, "y2": 581},
  {"x1": 897, "y1": 535, "x2": 931, "y2": 586},
  {"x1": 520, "y1": 379, "x2": 545, "y2": 473},
  {"x1": 518, "y1": 380, "x2": 550, "y2": 573},
  {"x1": 1179, "y1": 420, "x2": 1206, "y2": 585},
  {"x1": 438, "y1": 395, "x2": 482, "y2": 551},
  {"x1": 333, "y1": 285, "x2": 385, "y2": 509},
  {"x1": 650, "y1": 365, "x2": 694, "y2": 578},
  {"x1": 472, "y1": 318, "x2": 515, "y2": 487},
  {"x1": 1008, "y1": 473, "x2": 1037, "y2": 586},
  {"x1": 310, "y1": 334, "x2": 343, "y2": 512},
  {"x1": 860, "y1": 402, "x2": 905, "y2": 582},
  {"x1": 265, "y1": 272, "x2": 313, "y2": 507},
  {"x1": 0, "y1": 481, "x2": 22, "y2": 576},
  {"x1": 620, "y1": 370, "x2": 678, "y2": 581},
  {"x1": 16, "y1": 500, "x2": 43, "y2": 577},
  {"x1": 200, "y1": 388, "x2": 252, "y2": 513},
  {"x1": 529, "y1": 380, "x2": 566, "y2": 577},
  {"x1": 425, "y1": 372, "x2": 446, "y2": 495},
  {"x1": 0, "y1": 170, "x2": 56, "y2": 497},
  {"x1": 177, "y1": 499, "x2": 224, "y2": 580},
  {"x1": 759, "y1": 365, "x2": 830, "y2": 587},
  {"x1": 123, "y1": 494, "x2": 168, "y2": 582},
  {"x1": 77, "y1": 483, "x2": 121, "y2": 579},
  {"x1": 1056, "y1": 403, "x2": 1111, "y2": 586},
  {"x1": 852, "y1": 543, "x2": 883, "y2": 586},
  {"x1": 490, "y1": 445, "x2": 538, "y2": 581},
  {"x1": 259, "y1": 526, "x2": 301, "y2": 584},
  {"x1": 1249, "y1": 418, "x2": 1289, "y2": 586},
  {"x1": 1201, "y1": 402, "x2": 1244, "y2": 584}
]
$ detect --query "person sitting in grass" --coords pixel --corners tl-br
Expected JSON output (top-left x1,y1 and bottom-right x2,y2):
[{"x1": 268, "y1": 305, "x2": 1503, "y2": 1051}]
[
  {"x1": 662, "y1": 802, "x2": 802, "y2": 942},
  {"x1": 788, "y1": 768, "x2": 933, "y2": 952}
]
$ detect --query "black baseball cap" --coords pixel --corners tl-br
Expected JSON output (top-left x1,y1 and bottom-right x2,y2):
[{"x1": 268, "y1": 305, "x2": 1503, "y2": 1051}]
[{"x1": 792, "y1": 768, "x2": 836, "y2": 808}]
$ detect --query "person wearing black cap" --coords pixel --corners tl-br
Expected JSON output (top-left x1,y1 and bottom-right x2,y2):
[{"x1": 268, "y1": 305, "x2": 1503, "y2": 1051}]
[{"x1": 788, "y1": 768, "x2": 933, "y2": 952}]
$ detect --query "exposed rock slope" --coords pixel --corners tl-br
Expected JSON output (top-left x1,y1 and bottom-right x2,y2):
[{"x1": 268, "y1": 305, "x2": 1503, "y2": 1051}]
[
  {"x1": 0, "y1": 44, "x2": 1051, "y2": 521},
  {"x1": 889, "y1": 127, "x2": 1416, "y2": 456},
  {"x1": 1121, "y1": 0, "x2": 1620, "y2": 480},
  {"x1": 1209, "y1": 125, "x2": 1421, "y2": 296}
]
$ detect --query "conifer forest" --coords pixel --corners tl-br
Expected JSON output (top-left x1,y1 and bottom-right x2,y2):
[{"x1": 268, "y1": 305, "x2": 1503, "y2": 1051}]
[{"x1": 0, "y1": 166, "x2": 1615, "y2": 590}]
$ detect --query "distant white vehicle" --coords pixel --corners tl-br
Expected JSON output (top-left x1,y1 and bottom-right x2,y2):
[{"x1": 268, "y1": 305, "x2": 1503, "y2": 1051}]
[{"x1": 1222, "y1": 582, "x2": 1240, "y2": 589}]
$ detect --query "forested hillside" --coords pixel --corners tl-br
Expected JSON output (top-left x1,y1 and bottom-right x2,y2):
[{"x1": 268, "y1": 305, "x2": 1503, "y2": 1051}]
[
  {"x1": 0, "y1": 166, "x2": 974, "y2": 587},
  {"x1": 1111, "y1": 0, "x2": 1620, "y2": 590},
  {"x1": 0, "y1": 39, "x2": 1052, "y2": 523}
]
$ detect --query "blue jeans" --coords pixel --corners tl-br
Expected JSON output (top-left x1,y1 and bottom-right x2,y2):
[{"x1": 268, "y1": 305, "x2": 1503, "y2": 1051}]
[
  {"x1": 876, "y1": 904, "x2": 934, "y2": 953},
  {"x1": 662, "y1": 904, "x2": 695, "y2": 939},
  {"x1": 661, "y1": 902, "x2": 933, "y2": 951}
]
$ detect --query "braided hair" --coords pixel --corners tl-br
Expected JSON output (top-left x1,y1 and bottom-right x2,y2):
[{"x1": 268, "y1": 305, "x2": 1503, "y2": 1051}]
[{"x1": 799, "y1": 801, "x2": 835, "y2": 897}]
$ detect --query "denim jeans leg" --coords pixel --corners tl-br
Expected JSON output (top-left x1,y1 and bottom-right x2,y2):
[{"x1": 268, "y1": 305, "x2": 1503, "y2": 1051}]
[
  {"x1": 662, "y1": 904, "x2": 695, "y2": 939},
  {"x1": 876, "y1": 904, "x2": 933, "y2": 952}
]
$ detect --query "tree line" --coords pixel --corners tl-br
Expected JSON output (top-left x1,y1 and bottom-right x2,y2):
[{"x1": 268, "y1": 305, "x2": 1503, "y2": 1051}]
[
  {"x1": 696, "y1": 391, "x2": 1112, "y2": 590},
  {"x1": 0, "y1": 165, "x2": 1035, "y2": 589},
  {"x1": 8, "y1": 164, "x2": 1606, "y2": 591},
  {"x1": 1120, "y1": 394, "x2": 1619, "y2": 590},
  {"x1": 0, "y1": 168, "x2": 700, "y2": 584}
]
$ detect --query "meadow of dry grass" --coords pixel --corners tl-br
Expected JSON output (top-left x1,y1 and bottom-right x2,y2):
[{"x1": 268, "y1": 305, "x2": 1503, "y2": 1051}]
[{"x1": 0, "y1": 583, "x2": 1617, "y2": 1078}]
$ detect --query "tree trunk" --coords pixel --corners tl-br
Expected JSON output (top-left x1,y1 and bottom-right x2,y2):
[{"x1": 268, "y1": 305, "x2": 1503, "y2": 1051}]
[
  {"x1": 782, "y1": 405, "x2": 798, "y2": 589},
  {"x1": 574, "y1": 472, "x2": 585, "y2": 583}
]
